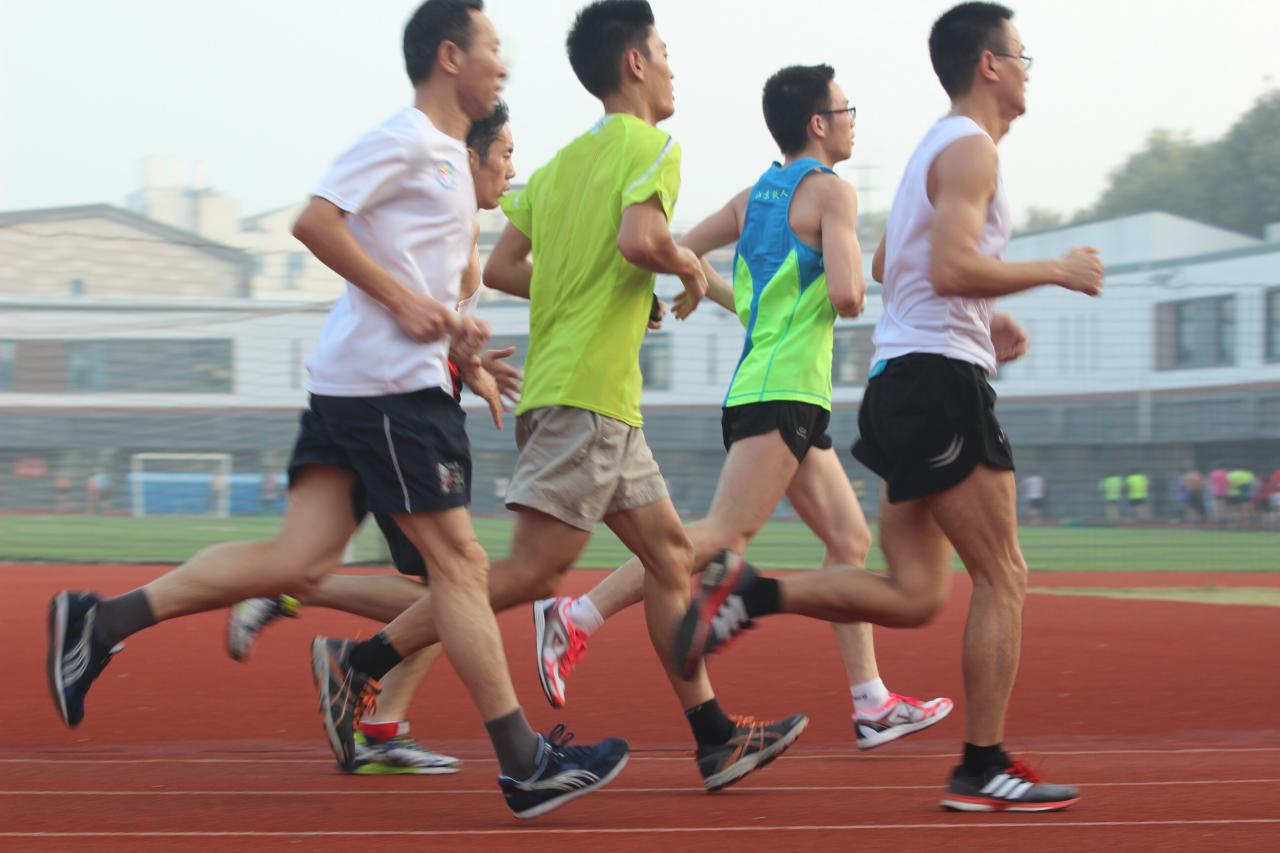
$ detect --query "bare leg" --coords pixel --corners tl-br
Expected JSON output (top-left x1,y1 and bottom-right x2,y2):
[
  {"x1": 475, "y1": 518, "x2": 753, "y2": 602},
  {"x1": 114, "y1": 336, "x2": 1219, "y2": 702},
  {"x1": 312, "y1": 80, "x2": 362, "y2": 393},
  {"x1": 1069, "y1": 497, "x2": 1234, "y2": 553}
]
[
  {"x1": 363, "y1": 645, "x2": 440, "y2": 723},
  {"x1": 783, "y1": 449, "x2": 879, "y2": 685},
  {"x1": 922, "y1": 466, "x2": 1026, "y2": 746},
  {"x1": 145, "y1": 466, "x2": 359, "y2": 621},
  {"x1": 586, "y1": 432, "x2": 802, "y2": 621},
  {"x1": 380, "y1": 507, "x2": 591, "y2": 653},
  {"x1": 302, "y1": 573, "x2": 428, "y2": 623},
  {"x1": 390, "y1": 509, "x2": 516, "y2": 721}
]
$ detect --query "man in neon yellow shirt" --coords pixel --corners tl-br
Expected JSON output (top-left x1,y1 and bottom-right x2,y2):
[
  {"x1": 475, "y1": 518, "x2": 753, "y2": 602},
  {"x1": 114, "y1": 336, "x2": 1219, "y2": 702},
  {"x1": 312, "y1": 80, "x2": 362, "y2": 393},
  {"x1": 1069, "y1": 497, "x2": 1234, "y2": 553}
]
[
  {"x1": 1125, "y1": 471, "x2": 1149, "y2": 520},
  {"x1": 1100, "y1": 473, "x2": 1123, "y2": 523}
]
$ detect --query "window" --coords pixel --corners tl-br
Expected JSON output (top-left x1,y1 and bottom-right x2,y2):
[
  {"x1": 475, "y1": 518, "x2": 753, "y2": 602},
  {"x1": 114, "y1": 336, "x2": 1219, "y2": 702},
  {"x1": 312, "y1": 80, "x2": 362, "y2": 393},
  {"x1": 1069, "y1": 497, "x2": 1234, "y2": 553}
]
[
  {"x1": 284, "y1": 252, "x2": 307, "y2": 290},
  {"x1": 69, "y1": 279, "x2": 85, "y2": 296},
  {"x1": 1267, "y1": 289, "x2": 1280, "y2": 362},
  {"x1": 640, "y1": 334, "x2": 672, "y2": 390},
  {"x1": 67, "y1": 340, "x2": 234, "y2": 393},
  {"x1": 0, "y1": 342, "x2": 14, "y2": 390},
  {"x1": 250, "y1": 254, "x2": 266, "y2": 277},
  {"x1": 832, "y1": 326, "x2": 875, "y2": 386},
  {"x1": 1155, "y1": 296, "x2": 1236, "y2": 370}
]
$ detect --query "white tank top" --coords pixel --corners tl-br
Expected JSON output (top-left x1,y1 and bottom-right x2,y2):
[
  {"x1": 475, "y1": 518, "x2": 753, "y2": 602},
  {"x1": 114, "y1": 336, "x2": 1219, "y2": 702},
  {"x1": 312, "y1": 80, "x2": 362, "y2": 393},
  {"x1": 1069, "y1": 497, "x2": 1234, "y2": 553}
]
[{"x1": 873, "y1": 115, "x2": 1012, "y2": 375}]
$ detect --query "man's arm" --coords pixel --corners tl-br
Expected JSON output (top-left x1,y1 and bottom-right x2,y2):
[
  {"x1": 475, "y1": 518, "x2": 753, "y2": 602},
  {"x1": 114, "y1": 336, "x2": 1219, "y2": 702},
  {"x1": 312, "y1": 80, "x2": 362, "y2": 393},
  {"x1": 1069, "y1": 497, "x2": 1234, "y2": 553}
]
[
  {"x1": 673, "y1": 190, "x2": 748, "y2": 317},
  {"x1": 617, "y1": 197, "x2": 707, "y2": 311},
  {"x1": 293, "y1": 198, "x2": 457, "y2": 342},
  {"x1": 872, "y1": 235, "x2": 886, "y2": 284},
  {"x1": 819, "y1": 177, "x2": 866, "y2": 317},
  {"x1": 459, "y1": 222, "x2": 483, "y2": 304},
  {"x1": 930, "y1": 136, "x2": 1103, "y2": 299},
  {"x1": 482, "y1": 223, "x2": 533, "y2": 300}
]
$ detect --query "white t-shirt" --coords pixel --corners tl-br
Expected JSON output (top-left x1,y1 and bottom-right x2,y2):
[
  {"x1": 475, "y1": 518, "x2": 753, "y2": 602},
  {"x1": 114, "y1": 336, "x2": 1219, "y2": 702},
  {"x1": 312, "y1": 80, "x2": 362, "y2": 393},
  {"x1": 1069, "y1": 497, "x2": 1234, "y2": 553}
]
[
  {"x1": 873, "y1": 115, "x2": 1013, "y2": 375},
  {"x1": 305, "y1": 107, "x2": 477, "y2": 396}
]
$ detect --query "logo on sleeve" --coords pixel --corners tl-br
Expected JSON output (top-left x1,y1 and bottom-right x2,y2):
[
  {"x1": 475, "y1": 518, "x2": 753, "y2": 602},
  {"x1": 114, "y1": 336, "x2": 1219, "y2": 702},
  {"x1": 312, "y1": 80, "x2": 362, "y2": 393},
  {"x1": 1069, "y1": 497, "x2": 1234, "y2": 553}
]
[{"x1": 435, "y1": 161, "x2": 459, "y2": 191}]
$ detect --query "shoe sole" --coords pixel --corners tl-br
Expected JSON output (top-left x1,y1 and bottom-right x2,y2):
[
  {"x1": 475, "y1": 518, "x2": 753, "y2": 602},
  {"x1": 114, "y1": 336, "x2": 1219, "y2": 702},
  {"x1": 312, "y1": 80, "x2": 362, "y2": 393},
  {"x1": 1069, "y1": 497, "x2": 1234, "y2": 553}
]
[
  {"x1": 941, "y1": 794, "x2": 1080, "y2": 812},
  {"x1": 532, "y1": 600, "x2": 564, "y2": 709},
  {"x1": 511, "y1": 752, "x2": 630, "y2": 820},
  {"x1": 677, "y1": 552, "x2": 746, "y2": 680},
  {"x1": 226, "y1": 606, "x2": 252, "y2": 663},
  {"x1": 349, "y1": 761, "x2": 463, "y2": 776},
  {"x1": 704, "y1": 715, "x2": 809, "y2": 793},
  {"x1": 856, "y1": 700, "x2": 954, "y2": 750},
  {"x1": 46, "y1": 593, "x2": 71, "y2": 726},
  {"x1": 310, "y1": 638, "x2": 353, "y2": 770}
]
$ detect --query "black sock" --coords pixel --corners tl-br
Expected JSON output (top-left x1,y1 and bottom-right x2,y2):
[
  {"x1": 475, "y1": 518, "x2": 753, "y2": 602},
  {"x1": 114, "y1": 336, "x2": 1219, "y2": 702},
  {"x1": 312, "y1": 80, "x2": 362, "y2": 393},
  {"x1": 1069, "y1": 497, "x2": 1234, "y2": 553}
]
[
  {"x1": 484, "y1": 707, "x2": 543, "y2": 780},
  {"x1": 685, "y1": 698, "x2": 736, "y2": 748},
  {"x1": 94, "y1": 589, "x2": 156, "y2": 645},
  {"x1": 349, "y1": 632, "x2": 403, "y2": 680},
  {"x1": 962, "y1": 742, "x2": 1010, "y2": 775},
  {"x1": 741, "y1": 575, "x2": 781, "y2": 618}
]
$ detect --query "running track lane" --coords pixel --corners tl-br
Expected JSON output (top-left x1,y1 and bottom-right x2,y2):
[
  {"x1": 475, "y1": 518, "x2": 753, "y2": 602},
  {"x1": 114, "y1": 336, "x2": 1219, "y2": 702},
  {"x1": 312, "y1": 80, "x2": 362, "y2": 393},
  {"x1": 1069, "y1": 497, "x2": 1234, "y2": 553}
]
[{"x1": 2, "y1": 564, "x2": 1277, "y2": 851}]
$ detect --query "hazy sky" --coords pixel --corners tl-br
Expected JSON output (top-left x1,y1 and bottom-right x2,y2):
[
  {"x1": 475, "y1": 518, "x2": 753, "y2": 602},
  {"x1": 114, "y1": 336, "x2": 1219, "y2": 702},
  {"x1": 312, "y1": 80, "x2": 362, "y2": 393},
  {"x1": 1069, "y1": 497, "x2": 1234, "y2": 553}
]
[{"x1": 2, "y1": 0, "x2": 1277, "y2": 229}]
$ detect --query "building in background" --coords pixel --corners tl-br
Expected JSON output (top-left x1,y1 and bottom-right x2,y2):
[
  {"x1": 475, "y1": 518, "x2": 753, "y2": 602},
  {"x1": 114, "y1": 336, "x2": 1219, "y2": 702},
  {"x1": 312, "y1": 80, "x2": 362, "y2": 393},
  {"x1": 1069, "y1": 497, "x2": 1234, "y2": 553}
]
[{"x1": 3, "y1": 178, "x2": 1278, "y2": 523}]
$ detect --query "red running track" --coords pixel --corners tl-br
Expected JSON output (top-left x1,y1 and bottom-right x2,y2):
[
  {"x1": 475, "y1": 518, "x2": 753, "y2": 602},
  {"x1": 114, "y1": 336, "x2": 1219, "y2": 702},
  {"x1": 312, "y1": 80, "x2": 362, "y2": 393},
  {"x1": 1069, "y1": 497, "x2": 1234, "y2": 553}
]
[{"x1": 2, "y1": 564, "x2": 1278, "y2": 852}]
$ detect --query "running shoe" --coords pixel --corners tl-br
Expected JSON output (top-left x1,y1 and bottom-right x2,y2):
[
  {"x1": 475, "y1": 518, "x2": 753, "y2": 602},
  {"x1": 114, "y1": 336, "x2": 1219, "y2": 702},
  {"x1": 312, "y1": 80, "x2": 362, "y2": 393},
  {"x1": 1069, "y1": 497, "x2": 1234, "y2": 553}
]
[
  {"x1": 498, "y1": 724, "x2": 629, "y2": 819},
  {"x1": 673, "y1": 550, "x2": 757, "y2": 679},
  {"x1": 310, "y1": 636, "x2": 380, "y2": 771},
  {"x1": 534, "y1": 597, "x2": 589, "y2": 708},
  {"x1": 349, "y1": 730, "x2": 461, "y2": 775},
  {"x1": 941, "y1": 759, "x2": 1080, "y2": 812},
  {"x1": 227, "y1": 594, "x2": 300, "y2": 662},
  {"x1": 855, "y1": 693, "x2": 954, "y2": 750},
  {"x1": 47, "y1": 591, "x2": 122, "y2": 728},
  {"x1": 696, "y1": 713, "x2": 808, "y2": 792}
]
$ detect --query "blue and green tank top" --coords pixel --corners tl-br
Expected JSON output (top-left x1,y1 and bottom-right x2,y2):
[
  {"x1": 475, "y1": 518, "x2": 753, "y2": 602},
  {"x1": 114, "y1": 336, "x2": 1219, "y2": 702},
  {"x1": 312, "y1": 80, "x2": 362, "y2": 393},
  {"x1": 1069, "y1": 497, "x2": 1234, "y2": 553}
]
[{"x1": 724, "y1": 158, "x2": 837, "y2": 410}]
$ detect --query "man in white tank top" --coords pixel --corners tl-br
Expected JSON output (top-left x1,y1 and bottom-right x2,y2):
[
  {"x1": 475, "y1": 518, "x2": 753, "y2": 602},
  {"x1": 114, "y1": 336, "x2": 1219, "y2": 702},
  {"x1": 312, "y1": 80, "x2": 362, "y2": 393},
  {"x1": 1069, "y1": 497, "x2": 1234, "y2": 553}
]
[{"x1": 672, "y1": 2, "x2": 1102, "y2": 814}]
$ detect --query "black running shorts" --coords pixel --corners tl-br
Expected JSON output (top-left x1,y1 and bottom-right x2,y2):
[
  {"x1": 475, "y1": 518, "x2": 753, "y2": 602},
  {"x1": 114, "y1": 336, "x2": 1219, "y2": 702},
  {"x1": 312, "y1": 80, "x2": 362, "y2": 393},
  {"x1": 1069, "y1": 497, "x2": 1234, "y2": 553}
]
[
  {"x1": 721, "y1": 400, "x2": 834, "y2": 463},
  {"x1": 852, "y1": 353, "x2": 1014, "y2": 503}
]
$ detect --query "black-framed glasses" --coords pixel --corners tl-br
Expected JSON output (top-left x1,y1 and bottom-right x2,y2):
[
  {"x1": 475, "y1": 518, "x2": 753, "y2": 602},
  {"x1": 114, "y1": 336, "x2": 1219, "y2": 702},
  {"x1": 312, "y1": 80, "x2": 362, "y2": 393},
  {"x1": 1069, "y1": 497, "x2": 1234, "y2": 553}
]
[
  {"x1": 817, "y1": 105, "x2": 857, "y2": 120},
  {"x1": 993, "y1": 52, "x2": 1033, "y2": 71}
]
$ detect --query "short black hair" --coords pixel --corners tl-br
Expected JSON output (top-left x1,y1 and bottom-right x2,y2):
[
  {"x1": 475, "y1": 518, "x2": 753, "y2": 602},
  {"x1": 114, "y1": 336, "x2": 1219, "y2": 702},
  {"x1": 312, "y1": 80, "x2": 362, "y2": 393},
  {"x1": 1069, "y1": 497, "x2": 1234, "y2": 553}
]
[
  {"x1": 566, "y1": 0, "x2": 655, "y2": 98},
  {"x1": 762, "y1": 65, "x2": 836, "y2": 156},
  {"x1": 403, "y1": 0, "x2": 484, "y2": 85},
  {"x1": 929, "y1": 2, "x2": 1014, "y2": 97},
  {"x1": 466, "y1": 100, "x2": 509, "y2": 161}
]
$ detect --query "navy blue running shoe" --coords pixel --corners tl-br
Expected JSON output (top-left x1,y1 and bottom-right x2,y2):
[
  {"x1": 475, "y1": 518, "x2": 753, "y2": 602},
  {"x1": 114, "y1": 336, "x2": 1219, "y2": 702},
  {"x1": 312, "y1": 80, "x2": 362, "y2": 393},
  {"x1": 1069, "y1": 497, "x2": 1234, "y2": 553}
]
[
  {"x1": 499, "y1": 724, "x2": 629, "y2": 819},
  {"x1": 47, "y1": 591, "x2": 122, "y2": 727}
]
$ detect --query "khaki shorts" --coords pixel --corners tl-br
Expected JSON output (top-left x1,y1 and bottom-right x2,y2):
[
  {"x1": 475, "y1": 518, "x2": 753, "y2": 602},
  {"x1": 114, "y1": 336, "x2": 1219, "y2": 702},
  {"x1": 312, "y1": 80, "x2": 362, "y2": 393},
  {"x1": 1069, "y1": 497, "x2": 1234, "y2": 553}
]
[{"x1": 506, "y1": 406, "x2": 668, "y2": 531}]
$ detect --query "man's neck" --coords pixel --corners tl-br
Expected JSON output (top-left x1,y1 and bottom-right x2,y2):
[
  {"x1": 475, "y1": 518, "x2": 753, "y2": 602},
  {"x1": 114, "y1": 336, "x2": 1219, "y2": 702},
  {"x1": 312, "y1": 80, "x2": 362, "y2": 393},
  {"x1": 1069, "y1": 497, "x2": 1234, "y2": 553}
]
[
  {"x1": 601, "y1": 89, "x2": 658, "y2": 126},
  {"x1": 414, "y1": 82, "x2": 470, "y2": 141},
  {"x1": 948, "y1": 94, "x2": 1013, "y2": 143},
  {"x1": 783, "y1": 144, "x2": 840, "y2": 170}
]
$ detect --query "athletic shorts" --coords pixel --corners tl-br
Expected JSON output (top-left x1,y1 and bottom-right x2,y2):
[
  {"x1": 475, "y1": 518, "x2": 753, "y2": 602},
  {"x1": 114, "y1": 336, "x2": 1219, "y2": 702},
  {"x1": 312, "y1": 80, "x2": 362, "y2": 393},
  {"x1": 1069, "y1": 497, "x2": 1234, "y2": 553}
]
[
  {"x1": 852, "y1": 353, "x2": 1014, "y2": 503},
  {"x1": 288, "y1": 387, "x2": 472, "y2": 518},
  {"x1": 721, "y1": 400, "x2": 833, "y2": 463},
  {"x1": 505, "y1": 405, "x2": 667, "y2": 532}
]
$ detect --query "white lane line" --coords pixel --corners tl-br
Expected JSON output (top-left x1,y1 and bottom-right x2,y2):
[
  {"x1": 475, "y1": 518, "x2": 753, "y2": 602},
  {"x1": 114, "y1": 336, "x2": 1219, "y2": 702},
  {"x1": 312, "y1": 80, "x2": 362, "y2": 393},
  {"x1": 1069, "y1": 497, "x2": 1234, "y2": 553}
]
[
  {"x1": 4, "y1": 779, "x2": 1278, "y2": 796},
  {"x1": 3, "y1": 747, "x2": 1278, "y2": 764},
  {"x1": 3, "y1": 820, "x2": 1280, "y2": 838}
]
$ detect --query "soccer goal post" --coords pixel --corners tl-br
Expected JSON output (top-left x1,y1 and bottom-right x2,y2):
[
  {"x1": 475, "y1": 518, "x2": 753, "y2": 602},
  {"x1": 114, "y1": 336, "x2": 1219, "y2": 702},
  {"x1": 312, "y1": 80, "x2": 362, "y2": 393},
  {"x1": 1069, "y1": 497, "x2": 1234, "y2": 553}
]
[{"x1": 129, "y1": 453, "x2": 234, "y2": 518}]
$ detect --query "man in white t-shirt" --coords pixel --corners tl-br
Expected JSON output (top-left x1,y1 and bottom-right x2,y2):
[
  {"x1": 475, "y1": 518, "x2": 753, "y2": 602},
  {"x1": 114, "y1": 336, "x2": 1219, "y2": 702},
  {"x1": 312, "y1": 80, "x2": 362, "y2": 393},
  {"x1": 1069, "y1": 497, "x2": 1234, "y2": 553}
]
[
  {"x1": 672, "y1": 2, "x2": 1102, "y2": 813},
  {"x1": 46, "y1": 0, "x2": 628, "y2": 821},
  {"x1": 223, "y1": 101, "x2": 521, "y2": 778}
]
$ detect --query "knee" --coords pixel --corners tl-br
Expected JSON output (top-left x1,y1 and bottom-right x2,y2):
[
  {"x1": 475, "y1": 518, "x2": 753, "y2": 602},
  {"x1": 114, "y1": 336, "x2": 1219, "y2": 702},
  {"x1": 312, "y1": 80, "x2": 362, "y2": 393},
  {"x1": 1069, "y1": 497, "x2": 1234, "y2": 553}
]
[
  {"x1": 430, "y1": 539, "x2": 490, "y2": 595},
  {"x1": 646, "y1": 529, "x2": 696, "y2": 584},
  {"x1": 974, "y1": 551, "x2": 1028, "y2": 603}
]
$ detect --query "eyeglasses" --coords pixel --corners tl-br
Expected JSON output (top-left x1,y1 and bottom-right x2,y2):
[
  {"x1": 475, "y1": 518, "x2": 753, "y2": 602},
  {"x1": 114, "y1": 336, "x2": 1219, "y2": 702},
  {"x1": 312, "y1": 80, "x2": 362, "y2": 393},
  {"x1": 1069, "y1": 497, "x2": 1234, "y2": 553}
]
[
  {"x1": 817, "y1": 105, "x2": 857, "y2": 120},
  {"x1": 993, "y1": 52, "x2": 1033, "y2": 71}
]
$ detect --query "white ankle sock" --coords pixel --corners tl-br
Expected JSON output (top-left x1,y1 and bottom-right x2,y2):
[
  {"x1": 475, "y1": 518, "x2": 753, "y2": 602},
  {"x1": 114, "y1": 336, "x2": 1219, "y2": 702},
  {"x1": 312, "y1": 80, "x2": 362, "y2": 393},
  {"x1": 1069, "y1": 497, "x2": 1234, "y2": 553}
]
[
  {"x1": 852, "y1": 677, "x2": 891, "y2": 716},
  {"x1": 566, "y1": 595, "x2": 604, "y2": 635}
]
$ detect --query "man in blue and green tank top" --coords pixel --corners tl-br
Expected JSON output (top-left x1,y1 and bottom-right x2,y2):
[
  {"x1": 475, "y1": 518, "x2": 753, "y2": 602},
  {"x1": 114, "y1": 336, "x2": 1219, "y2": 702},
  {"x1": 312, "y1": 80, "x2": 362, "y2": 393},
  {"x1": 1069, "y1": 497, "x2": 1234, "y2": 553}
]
[{"x1": 561, "y1": 64, "x2": 953, "y2": 752}]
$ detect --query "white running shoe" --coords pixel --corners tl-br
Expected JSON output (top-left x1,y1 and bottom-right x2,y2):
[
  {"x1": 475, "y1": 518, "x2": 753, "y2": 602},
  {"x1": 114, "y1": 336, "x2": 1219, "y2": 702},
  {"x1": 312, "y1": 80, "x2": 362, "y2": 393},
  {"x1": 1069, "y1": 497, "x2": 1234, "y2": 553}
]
[{"x1": 854, "y1": 693, "x2": 954, "y2": 750}]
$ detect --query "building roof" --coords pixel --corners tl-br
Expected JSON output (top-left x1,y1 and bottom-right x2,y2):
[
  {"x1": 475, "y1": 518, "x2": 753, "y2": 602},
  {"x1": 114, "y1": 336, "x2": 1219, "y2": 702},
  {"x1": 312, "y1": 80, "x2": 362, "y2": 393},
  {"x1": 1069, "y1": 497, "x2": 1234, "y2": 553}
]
[{"x1": 0, "y1": 204, "x2": 251, "y2": 266}]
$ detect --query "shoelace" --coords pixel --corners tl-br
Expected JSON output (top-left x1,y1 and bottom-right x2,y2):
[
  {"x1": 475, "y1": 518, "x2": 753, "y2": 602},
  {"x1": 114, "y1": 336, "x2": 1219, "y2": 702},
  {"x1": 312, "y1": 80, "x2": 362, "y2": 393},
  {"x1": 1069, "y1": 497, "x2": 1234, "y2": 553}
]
[
  {"x1": 1006, "y1": 758, "x2": 1043, "y2": 785},
  {"x1": 546, "y1": 723, "x2": 575, "y2": 748},
  {"x1": 352, "y1": 678, "x2": 382, "y2": 727},
  {"x1": 558, "y1": 624, "x2": 589, "y2": 677}
]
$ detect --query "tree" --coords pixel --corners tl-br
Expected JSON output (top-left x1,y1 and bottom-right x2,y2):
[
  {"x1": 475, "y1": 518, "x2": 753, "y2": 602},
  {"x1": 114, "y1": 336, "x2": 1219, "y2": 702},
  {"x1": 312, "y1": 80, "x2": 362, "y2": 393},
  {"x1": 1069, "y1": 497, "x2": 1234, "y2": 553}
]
[{"x1": 1076, "y1": 90, "x2": 1280, "y2": 237}]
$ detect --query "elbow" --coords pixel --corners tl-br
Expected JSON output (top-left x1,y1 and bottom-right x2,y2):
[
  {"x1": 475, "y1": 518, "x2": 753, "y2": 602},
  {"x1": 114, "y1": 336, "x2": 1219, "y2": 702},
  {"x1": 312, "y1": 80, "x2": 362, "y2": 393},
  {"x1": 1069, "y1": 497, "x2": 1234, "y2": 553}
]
[
  {"x1": 291, "y1": 213, "x2": 314, "y2": 247},
  {"x1": 830, "y1": 291, "x2": 859, "y2": 315},
  {"x1": 481, "y1": 258, "x2": 508, "y2": 293},
  {"x1": 616, "y1": 232, "x2": 655, "y2": 268}
]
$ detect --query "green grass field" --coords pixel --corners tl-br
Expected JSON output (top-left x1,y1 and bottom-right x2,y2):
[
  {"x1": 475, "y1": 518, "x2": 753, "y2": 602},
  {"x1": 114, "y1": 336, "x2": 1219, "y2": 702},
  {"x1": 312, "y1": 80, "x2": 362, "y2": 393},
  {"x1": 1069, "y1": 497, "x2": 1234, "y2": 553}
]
[{"x1": 1, "y1": 514, "x2": 1277, "y2": 571}]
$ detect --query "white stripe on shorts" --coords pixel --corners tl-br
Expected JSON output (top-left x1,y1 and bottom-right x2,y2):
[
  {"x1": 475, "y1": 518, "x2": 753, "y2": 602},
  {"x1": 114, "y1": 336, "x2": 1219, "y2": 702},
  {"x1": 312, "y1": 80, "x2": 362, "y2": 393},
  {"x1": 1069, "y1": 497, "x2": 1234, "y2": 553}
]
[{"x1": 383, "y1": 415, "x2": 411, "y2": 512}]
